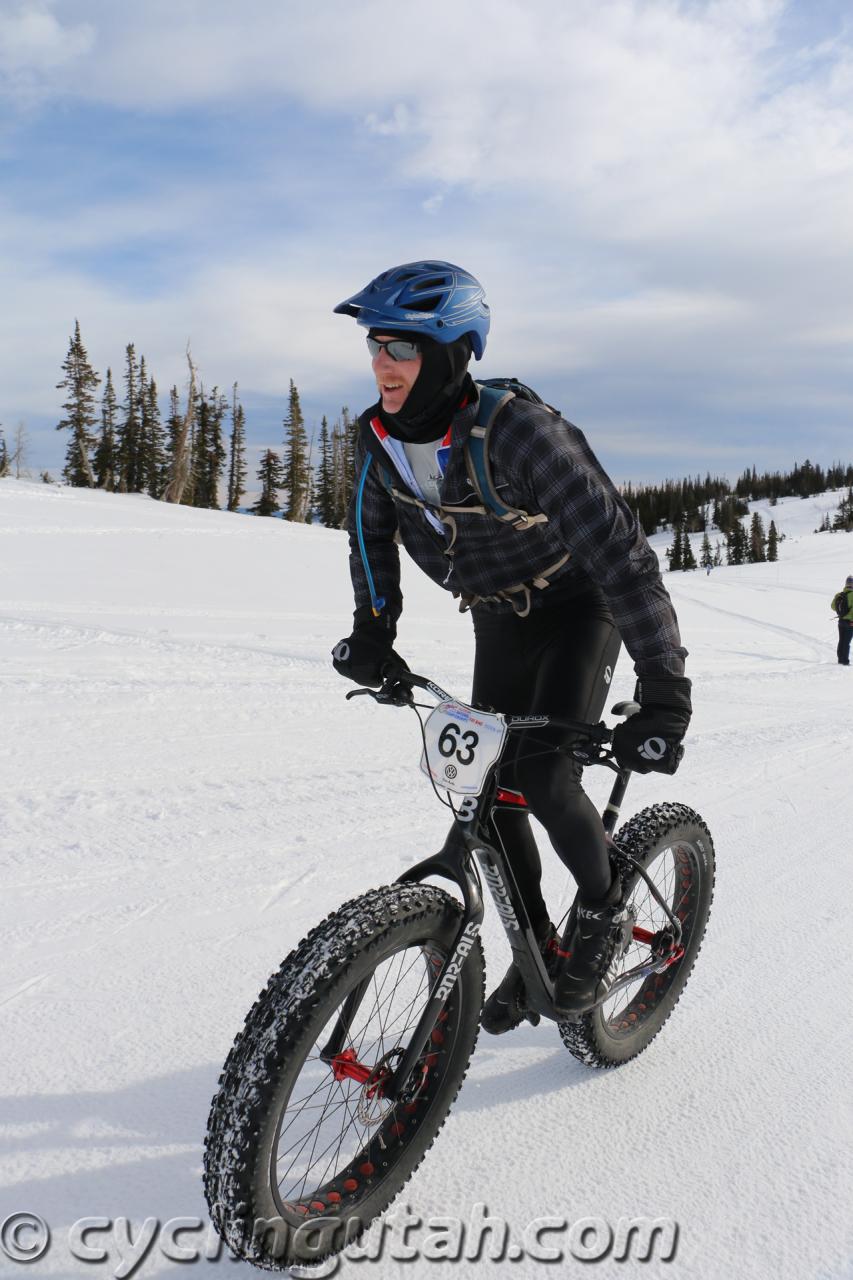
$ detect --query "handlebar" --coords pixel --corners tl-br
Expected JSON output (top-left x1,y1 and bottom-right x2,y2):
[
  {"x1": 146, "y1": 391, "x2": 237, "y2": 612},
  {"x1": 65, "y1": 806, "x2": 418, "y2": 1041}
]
[{"x1": 345, "y1": 669, "x2": 619, "y2": 768}]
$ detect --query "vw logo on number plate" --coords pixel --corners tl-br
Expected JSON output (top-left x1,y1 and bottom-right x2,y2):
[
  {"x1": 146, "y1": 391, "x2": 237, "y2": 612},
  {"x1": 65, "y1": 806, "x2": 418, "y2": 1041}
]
[{"x1": 444, "y1": 764, "x2": 458, "y2": 779}]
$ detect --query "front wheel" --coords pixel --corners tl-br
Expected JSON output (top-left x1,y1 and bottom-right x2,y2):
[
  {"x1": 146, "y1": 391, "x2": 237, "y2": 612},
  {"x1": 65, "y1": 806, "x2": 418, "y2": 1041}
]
[
  {"x1": 559, "y1": 802, "x2": 715, "y2": 1068},
  {"x1": 203, "y1": 883, "x2": 484, "y2": 1270}
]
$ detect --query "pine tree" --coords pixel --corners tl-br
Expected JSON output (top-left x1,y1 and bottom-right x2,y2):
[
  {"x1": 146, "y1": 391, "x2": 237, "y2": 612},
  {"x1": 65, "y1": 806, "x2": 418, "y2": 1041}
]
[
  {"x1": 331, "y1": 415, "x2": 348, "y2": 527},
  {"x1": 144, "y1": 376, "x2": 166, "y2": 498},
  {"x1": 666, "y1": 522, "x2": 683, "y2": 571},
  {"x1": 0, "y1": 426, "x2": 8, "y2": 478},
  {"x1": 681, "y1": 524, "x2": 698, "y2": 570},
  {"x1": 748, "y1": 511, "x2": 767, "y2": 562},
  {"x1": 252, "y1": 449, "x2": 284, "y2": 516},
  {"x1": 727, "y1": 520, "x2": 748, "y2": 565},
  {"x1": 94, "y1": 367, "x2": 118, "y2": 490},
  {"x1": 700, "y1": 530, "x2": 714, "y2": 570},
  {"x1": 190, "y1": 385, "x2": 227, "y2": 508},
  {"x1": 283, "y1": 380, "x2": 310, "y2": 522},
  {"x1": 713, "y1": 539, "x2": 724, "y2": 567},
  {"x1": 226, "y1": 383, "x2": 247, "y2": 512},
  {"x1": 315, "y1": 416, "x2": 336, "y2": 526},
  {"x1": 117, "y1": 343, "x2": 142, "y2": 492},
  {"x1": 342, "y1": 406, "x2": 357, "y2": 507},
  {"x1": 832, "y1": 487, "x2": 853, "y2": 532},
  {"x1": 205, "y1": 387, "x2": 227, "y2": 508},
  {"x1": 56, "y1": 320, "x2": 100, "y2": 487},
  {"x1": 138, "y1": 355, "x2": 151, "y2": 491},
  {"x1": 767, "y1": 520, "x2": 779, "y2": 561}
]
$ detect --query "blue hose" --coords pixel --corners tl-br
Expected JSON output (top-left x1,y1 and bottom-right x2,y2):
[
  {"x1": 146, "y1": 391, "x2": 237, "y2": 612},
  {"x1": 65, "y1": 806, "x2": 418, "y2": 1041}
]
[{"x1": 355, "y1": 456, "x2": 385, "y2": 616}]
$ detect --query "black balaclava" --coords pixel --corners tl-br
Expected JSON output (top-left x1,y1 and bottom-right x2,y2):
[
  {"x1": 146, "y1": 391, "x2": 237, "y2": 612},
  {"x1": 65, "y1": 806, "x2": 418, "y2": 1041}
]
[{"x1": 370, "y1": 329, "x2": 474, "y2": 443}]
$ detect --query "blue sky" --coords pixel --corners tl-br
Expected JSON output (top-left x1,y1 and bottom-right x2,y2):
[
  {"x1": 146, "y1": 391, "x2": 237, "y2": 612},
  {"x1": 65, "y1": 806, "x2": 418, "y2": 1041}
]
[{"x1": 1, "y1": 0, "x2": 852, "y2": 489}]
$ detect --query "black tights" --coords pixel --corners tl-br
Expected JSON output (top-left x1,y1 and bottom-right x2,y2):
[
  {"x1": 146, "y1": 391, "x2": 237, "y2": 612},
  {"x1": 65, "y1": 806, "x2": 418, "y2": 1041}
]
[{"x1": 470, "y1": 596, "x2": 622, "y2": 931}]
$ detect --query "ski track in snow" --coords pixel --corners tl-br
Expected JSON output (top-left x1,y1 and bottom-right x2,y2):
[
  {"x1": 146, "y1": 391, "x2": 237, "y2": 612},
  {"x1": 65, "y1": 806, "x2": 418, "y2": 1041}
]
[{"x1": 1, "y1": 480, "x2": 852, "y2": 1279}]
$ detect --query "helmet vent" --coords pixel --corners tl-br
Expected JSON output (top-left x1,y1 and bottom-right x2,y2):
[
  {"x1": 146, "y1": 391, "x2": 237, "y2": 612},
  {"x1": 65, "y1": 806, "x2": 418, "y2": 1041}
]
[{"x1": 406, "y1": 294, "x2": 441, "y2": 312}]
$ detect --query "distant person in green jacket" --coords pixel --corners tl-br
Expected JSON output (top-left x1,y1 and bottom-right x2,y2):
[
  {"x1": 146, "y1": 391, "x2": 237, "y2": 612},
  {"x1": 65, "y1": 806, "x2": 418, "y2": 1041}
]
[{"x1": 832, "y1": 575, "x2": 853, "y2": 665}]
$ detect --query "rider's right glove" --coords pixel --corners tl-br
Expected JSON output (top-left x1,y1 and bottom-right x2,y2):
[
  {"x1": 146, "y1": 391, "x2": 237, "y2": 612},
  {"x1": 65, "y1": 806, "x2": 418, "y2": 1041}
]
[
  {"x1": 611, "y1": 675, "x2": 692, "y2": 774},
  {"x1": 331, "y1": 607, "x2": 408, "y2": 688}
]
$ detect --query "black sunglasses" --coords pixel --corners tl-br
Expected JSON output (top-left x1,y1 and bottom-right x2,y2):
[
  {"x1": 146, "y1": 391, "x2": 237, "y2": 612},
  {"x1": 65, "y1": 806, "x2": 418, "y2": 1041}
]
[{"x1": 366, "y1": 336, "x2": 422, "y2": 362}]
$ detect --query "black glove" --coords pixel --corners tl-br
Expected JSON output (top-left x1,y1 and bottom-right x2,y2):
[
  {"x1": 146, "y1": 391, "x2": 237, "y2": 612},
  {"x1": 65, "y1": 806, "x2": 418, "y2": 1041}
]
[
  {"x1": 331, "y1": 607, "x2": 408, "y2": 688},
  {"x1": 612, "y1": 676, "x2": 692, "y2": 775}
]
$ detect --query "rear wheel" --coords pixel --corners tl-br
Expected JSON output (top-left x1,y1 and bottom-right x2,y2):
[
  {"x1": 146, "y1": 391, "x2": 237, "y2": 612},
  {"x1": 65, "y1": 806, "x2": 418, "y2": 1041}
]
[
  {"x1": 204, "y1": 883, "x2": 484, "y2": 1269},
  {"x1": 559, "y1": 803, "x2": 714, "y2": 1068}
]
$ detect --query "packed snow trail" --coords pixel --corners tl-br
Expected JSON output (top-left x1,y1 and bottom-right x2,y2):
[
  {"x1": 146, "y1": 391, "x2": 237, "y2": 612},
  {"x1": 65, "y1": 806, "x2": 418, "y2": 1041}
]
[{"x1": 1, "y1": 479, "x2": 851, "y2": 1279}]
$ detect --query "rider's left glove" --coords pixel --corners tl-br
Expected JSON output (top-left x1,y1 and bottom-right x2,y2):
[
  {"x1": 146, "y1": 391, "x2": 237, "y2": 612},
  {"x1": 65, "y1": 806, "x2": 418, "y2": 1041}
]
[
  {"x1": 332, "y1": 607, "x2": 408, "y2": 688},
  {"x1": 611, "y1": 675, "x2": 692, "y2": 774}
]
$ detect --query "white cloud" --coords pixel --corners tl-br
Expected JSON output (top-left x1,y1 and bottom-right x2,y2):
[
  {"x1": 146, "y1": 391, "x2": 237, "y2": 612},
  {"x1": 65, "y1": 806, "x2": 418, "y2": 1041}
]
[
  {"x1": 3, "y1": 0, "x2": 853, "y2": 477},
  {"x1": 0, "y1": 4, "x2": 93, "y2": 104}
]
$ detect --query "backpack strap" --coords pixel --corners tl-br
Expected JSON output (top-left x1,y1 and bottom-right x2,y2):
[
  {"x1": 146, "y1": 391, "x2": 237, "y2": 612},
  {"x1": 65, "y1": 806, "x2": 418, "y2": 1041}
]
[
  {"x1": 454, "y1": 550, "x2": 572, "y2": 618},
  {"x1": 355, "y1": 393, "x2": 569, "y2": 617},
  {"x1": 464, "y1": 385, "x2": 548, "y2": 530}
]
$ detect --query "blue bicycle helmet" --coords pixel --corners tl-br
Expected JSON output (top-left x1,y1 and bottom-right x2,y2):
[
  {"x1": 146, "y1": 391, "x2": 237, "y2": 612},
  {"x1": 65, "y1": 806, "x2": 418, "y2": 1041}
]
[{"x1": 334, "y1": 260, "x2": 490, "y2": 359}]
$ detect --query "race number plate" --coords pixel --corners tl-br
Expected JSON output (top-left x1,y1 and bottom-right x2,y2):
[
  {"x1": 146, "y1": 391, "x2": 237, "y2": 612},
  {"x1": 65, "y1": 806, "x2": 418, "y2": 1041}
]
[{"x1": 420, "y1": 701, "x2": 507, "y2": 796}]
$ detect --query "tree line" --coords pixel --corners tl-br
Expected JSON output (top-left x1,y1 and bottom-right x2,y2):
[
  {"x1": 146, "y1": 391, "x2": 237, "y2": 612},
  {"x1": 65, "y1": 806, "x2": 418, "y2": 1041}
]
[
  {"x1": 623, "y1": 460, "x2": 853, "y2": 537},
  {"x1": 816, "y1": 487, "x2": 853, "y2": 533},
  {"x1": 667, "y1": 512, "x2": 780, "y2": 572},
  {"x1": 4, "y1": 321, "x2": 853, "y2": 548},
  {"x1": 32, "y1": 320, "x2": 359, "y2": 524}
]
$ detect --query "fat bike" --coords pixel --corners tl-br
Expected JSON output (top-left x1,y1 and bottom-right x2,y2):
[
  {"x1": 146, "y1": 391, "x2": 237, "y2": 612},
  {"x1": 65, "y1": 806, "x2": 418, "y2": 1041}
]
[{"x1": 204, "y1": 670, "x2": 715, "y2": 1269}]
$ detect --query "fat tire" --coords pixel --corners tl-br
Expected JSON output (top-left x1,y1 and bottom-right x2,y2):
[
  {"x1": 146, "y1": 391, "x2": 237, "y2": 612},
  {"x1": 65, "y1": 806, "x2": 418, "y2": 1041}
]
[
  {"x1": 203, "y1": 883, "x2": 484, "y2": 1270},
  {"x1": 559, "y1": 802, "x2": 715, "y2": 1069}
]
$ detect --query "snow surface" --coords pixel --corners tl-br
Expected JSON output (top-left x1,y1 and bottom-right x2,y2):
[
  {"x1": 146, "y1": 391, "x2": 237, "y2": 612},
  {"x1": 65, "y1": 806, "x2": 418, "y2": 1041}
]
[{"x1": 1, "y1": 477, "x2": 851, "y2": 1280}]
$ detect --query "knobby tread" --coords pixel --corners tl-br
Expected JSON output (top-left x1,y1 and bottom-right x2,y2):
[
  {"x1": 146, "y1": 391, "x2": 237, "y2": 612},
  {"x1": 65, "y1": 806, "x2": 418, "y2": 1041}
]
[
  {"x1": 204, "y1": 882, "x2": 484, "y2": 1270},
  {"x1": 559, "y1": 802, "x2": 715, "y2": 1069}
]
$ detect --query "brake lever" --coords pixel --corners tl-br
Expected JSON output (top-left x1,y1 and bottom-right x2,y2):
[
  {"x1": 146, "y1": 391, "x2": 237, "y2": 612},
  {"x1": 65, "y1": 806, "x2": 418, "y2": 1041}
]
[
  {"x1": 569, "y1": 744, "x2": 622, "y2": 773},
  {"x1": 374, "y1": 681, "x2": 415, "y2": 707},
  {"x1": 344, "y1": 682, "x2": 414, "y2": 708}
]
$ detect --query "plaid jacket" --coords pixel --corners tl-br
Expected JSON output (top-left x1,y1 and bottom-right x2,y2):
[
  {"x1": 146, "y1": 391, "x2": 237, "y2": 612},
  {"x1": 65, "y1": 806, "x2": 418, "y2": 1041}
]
[{"x1": 346, "y1": 390, "x2": 687, "y2": 677}]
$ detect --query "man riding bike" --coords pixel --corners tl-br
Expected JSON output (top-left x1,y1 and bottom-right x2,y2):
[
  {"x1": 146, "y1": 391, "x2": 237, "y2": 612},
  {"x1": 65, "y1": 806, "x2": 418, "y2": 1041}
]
[{"x1": 331, "y1": 260, "x2": 691, "y2": 1032}]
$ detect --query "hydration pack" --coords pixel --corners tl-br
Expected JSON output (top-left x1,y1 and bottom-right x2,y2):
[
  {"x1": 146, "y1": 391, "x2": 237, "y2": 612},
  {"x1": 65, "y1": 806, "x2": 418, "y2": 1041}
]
[
  {"x1": 354, "y1": 378, "x2": 570, "y2": 619},
  {"x1": 367, "y1": 377, "x2": 559, "y2": 528}
]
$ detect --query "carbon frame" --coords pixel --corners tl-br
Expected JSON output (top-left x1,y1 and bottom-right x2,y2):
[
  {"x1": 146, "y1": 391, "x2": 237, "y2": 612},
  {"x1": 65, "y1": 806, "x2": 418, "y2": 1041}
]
[{"x1": 323, "y1": 673, "x2": 637, "y2": 1102}]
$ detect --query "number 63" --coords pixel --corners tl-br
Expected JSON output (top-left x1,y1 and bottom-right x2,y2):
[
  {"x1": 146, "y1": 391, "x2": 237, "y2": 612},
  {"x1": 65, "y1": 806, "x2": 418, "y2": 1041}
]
[{"x1": 438, "y1": 723, "x2": 479, "y2": 766}]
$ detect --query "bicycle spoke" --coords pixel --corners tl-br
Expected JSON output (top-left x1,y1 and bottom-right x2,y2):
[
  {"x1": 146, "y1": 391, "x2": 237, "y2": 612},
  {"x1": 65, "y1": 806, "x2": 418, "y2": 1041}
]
[{"x1": 270, "y1": 937, "x2": 448, "y2": 1205}]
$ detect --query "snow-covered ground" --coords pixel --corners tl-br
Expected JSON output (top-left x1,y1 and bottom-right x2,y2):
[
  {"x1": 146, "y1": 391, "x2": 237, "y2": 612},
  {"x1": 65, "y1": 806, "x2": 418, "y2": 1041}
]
[{"x1": 1, "y1": 478, "x2": 851, "y2": 1280}]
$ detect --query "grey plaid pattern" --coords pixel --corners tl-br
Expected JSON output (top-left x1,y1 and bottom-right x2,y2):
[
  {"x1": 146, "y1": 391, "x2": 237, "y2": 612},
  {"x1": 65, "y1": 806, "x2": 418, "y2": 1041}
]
[{"x1": 346, "y1": 393, "x2": 687, "y2": 677}]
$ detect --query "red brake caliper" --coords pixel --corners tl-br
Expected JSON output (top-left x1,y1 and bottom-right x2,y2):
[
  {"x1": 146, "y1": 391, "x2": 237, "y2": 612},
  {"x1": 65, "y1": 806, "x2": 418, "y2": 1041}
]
[{"x1": 632, "y1": 926, "x2": 685, "y2": 967}]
